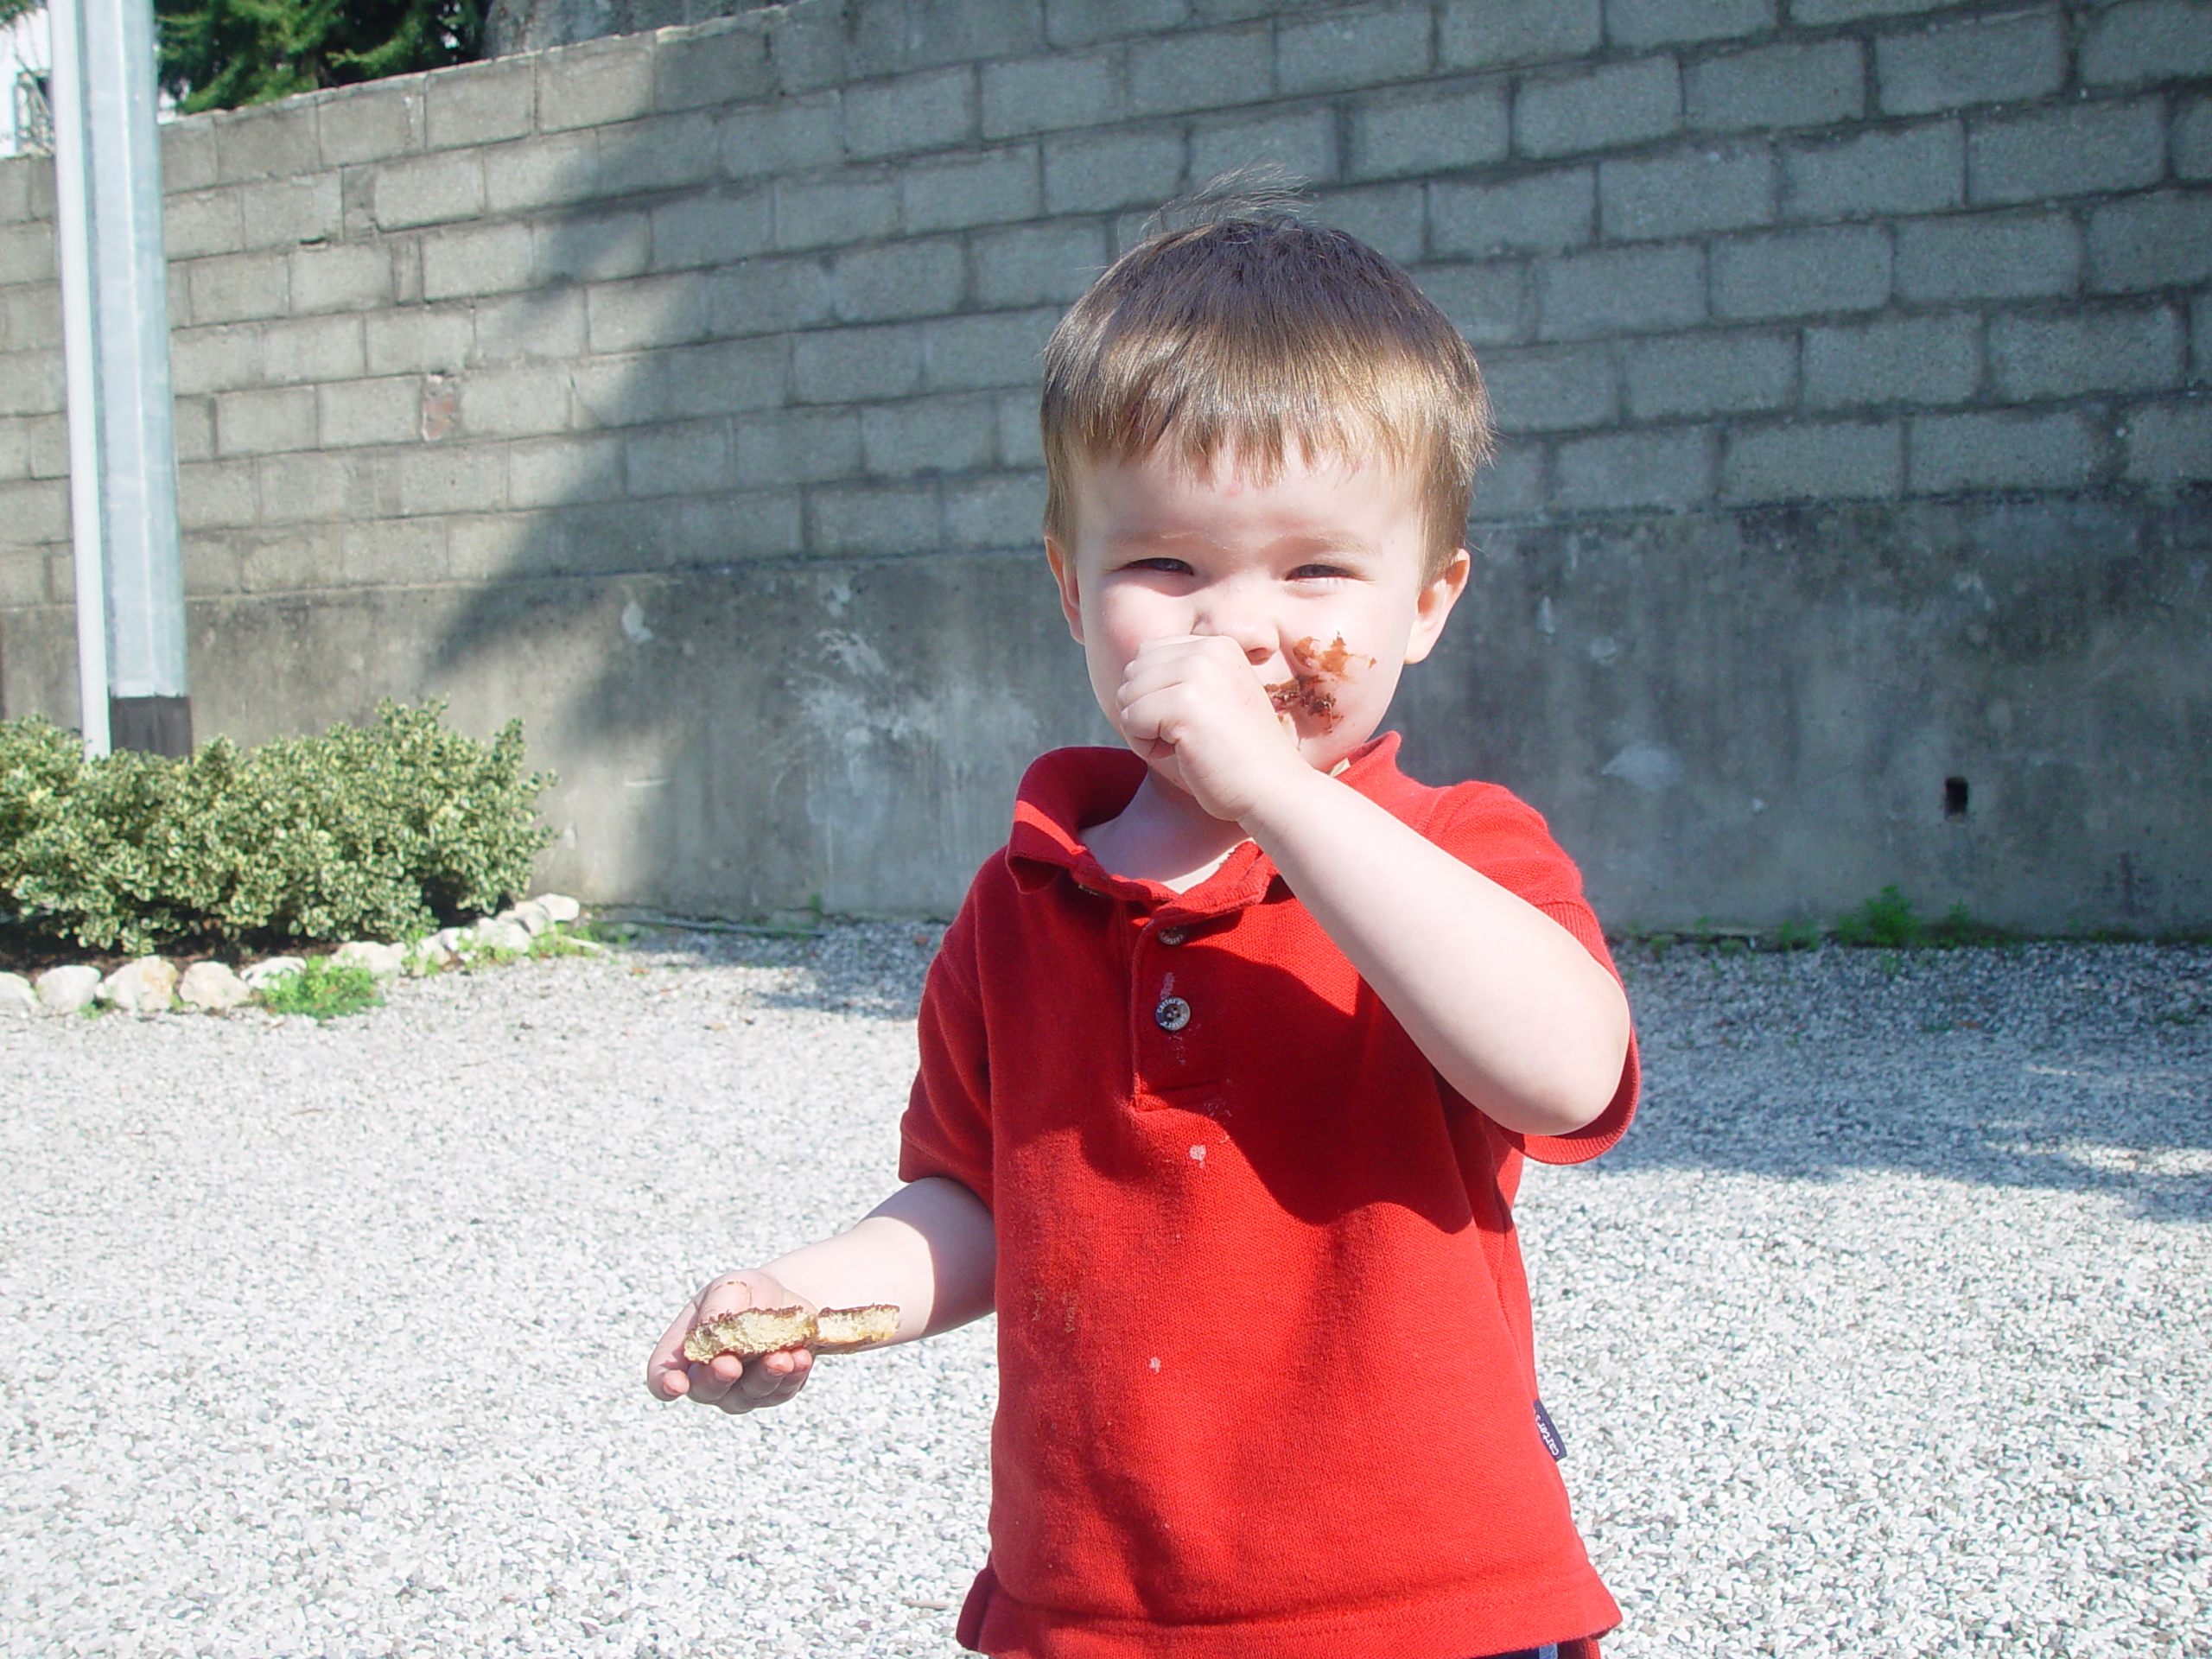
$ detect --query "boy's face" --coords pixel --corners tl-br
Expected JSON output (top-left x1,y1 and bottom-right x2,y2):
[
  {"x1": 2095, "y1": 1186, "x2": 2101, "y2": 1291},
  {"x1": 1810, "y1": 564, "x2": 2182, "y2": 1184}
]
[{"x1": 1046, "y1": 442, "x2": 1469, "y2": 779}]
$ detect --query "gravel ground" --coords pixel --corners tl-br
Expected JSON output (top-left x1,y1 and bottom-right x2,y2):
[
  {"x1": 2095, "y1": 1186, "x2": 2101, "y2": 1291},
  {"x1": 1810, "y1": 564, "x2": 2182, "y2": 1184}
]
[{"x1": 2, "y1": 926, "x2": 2206, "y2": 1658}]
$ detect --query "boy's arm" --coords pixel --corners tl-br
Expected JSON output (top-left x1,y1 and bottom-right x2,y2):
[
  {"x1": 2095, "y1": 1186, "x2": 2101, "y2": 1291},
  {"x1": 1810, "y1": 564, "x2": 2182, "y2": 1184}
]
[{"x1": 645, "y1": 1175, "x2": 995, "y2": 1414}]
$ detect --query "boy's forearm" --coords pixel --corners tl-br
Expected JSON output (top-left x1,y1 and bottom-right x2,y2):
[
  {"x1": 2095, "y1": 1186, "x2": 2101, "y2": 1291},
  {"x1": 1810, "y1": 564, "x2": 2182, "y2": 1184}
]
[
  {"x1": 761, "y1": 1175, "x2": 996, "y2": 1343},
  {"x1": 1241, "y1": 768, "x2": 1631, "y2": 1139}
]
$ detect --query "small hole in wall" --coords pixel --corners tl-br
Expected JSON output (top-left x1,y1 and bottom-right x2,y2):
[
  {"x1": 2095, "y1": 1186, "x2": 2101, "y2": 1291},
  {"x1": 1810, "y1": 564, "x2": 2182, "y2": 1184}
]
[{"x1": 1944, "y1": 777, "x2": 1970, "y2": 818}]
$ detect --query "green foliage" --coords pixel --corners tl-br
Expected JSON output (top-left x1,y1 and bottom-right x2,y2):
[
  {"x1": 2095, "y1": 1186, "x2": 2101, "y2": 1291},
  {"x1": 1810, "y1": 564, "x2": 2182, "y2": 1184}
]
[
  {"x1": 0, "y1": 0, "x2": 41, "y2": 29},
  {"x1": 155, "y1": 0, "x2": 484, "y2": 114},
  {"x1": 1834, "y1": 887, "x2": 2015, "y2": 950},
  {"x1": 0, "y1": 701, "x2": 555, "y2": 956},
  {"x1": 1770, "y1": 917, "x2": 1823, "y2": 952},
  {"x1": 257, "y1": 957, "x2": 382, "y2": 1020}
]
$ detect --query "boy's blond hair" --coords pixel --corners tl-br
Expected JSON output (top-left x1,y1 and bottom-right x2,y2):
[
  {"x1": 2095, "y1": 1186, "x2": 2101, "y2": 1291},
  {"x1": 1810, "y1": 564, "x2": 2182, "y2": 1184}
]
[{"x1": 1040, "y1": 182, "x2": 1493, "y2": 579}]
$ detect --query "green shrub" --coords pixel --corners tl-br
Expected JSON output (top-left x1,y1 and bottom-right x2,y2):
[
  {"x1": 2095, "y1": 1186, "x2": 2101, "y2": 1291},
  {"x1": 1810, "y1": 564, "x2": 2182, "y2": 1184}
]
[
  {"x1": 257, "y1": 957, "x2": 383, "y2": 1021},
  {"x1": 0, "y1": 701, "x2": 554, "y2": 956},
  {"x1": 1834, "y1": 885, "x2": 1925, "y2": 949}
]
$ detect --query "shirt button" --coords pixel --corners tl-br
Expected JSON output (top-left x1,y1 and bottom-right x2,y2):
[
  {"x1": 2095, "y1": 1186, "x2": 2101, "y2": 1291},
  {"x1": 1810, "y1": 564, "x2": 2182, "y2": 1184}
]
[
  {"x1": 1158, "y1": 925, "x2": 1188, "y2": 946},
  {"x1": 1154, "y1": 995, "x2": 1192, "y2": 1033}
]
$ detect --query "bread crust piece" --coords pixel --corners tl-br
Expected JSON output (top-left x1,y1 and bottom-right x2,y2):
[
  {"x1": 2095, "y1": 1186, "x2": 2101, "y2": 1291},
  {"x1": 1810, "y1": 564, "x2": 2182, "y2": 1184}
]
[{"x1": 680, "y1": 1303, "x2": 901, "y2": 1363}]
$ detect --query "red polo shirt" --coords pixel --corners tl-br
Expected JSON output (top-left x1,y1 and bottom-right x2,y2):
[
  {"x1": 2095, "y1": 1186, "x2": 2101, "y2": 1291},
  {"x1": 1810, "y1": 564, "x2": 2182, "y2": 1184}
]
[{"x1": 899, "y1": 735, "x2": 1637, "y2": 1659}]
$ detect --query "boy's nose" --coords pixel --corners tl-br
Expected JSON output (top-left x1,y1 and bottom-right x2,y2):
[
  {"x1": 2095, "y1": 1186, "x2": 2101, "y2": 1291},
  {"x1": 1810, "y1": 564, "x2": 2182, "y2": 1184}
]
[{"x1": 1189, "y1": 605, "x2": 1276, "y2": 664}]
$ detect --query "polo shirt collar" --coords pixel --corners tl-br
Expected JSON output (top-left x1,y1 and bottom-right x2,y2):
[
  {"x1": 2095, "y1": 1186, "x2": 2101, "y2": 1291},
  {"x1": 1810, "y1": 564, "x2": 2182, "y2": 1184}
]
[{"x1": 1006, "y1": 733, "x2": 1408, "y2": 918}]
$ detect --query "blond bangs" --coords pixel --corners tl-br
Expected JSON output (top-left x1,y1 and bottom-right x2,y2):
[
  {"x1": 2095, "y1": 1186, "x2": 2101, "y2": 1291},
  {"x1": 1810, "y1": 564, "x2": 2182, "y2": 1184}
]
[{"x1": 1041, "y1": 212, "x2": 1492, "y2": 576}]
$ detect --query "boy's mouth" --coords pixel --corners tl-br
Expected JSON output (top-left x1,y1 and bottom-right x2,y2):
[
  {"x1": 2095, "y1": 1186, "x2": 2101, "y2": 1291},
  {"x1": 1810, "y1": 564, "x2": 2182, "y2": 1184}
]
[{"x1": 1264, "y1": 635, "x2": 1376, "y2": 733}]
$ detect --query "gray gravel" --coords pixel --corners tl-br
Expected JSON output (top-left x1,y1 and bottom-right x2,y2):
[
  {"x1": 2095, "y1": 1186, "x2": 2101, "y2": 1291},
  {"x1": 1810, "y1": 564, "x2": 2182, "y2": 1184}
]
[{"x1": 2, "y1": 927, "x2": 2207, "y2": 1657}]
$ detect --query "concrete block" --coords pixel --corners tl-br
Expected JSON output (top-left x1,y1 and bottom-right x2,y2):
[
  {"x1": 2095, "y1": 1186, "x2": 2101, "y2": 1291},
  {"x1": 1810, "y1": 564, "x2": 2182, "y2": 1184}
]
[
  {"x1": 340, "y1": 515, "x2": 451, "y2": 587},
  {"x1": 0, "y1": 162, "x2": 37, "y2": 228},
  {"x1": 1805, "y1": 312, "x2": 1981, "y2": 409},
  {"x1": 1784, "y1": 121, "x2": 1961, "y2": 222},
  {"x1": 1538, "y1": 241, "x2": 1704, "y2": 338},
  {"x1": 0, "y1": 351, "x2": 61, "y2": 418},
  {"x1": 1480, "y1": 344, "x2": 1617, "y2": 432},
  {"x1": 1896, "y1": 210, "x2": 2080, "y2": 302},
  {"x1": 216, "y1": 386, "x2": 316, "y2": 456},
  {"x1": 533, "y1": 210, "x2": 652, "y2": 286},
  {"x1": 287, "y1": 243, "x2": 392, "y2": 315},
  {"x1": 809, "y1": 480, "x2": 943, "y2": 554},
  {"x1": 1192, "y1": 106, "x2": 1338, "y2": 188},
  {"x1": 420, "y1": 222, "x2": 535, "y2": 302},
  {"x1": 844, "y1": 67, "x2": 979, "y2": 161},
  {"x1": 213, "y1": 103, "x2": 319, "y2": 183},
  {"x1": 2122, "y1": 396, "x2": 2212, "y2": 483},
  {"x1": 999, "y1": 389, "x2": 1045, "y2": 466},
  {"x1": 2088, "y1": 191, "x2": 2212, "y2": 292},
  {"x1": 232, "y1": 523, "x2": 340, "y2": 589},
  {"x1": 1411, "y1": 258, "x2": 1531, "y2": 345},
  {"x1": 29, "y1": 409, "x2": 73, "y2": 474},
  {"x1": 1793, "y1": 0, "x2": 1943, "y2": 21},
  {"x1": 1313, "y1": 182, "x2": 1426, "y2": 265},
  {"x1": 397, "y1": 443, "x2": 507, "y2": 516},
  {"x1": 830, "y1": 237, "x2": 968, "y2": 322},
  {"x1": 1553, "y1": 424, "x2": 1715, "y2": 511},
  {"x1": 427, "y1": 58, "x2": 533, "y2": 149},
  {"x1": 1128, "y1": 25, "x2": 1272, "y2": 116},
  {"x1": 161, "y1": 119, "x2": 219, "y2": 193},
  {"x1": 904, "y1": 144, "x2": 1044, "y2": 232},
  {"x1": 571, "y1": 338, "x2": 788, "y2": 426},
  {"x1": 671, "y1": 486, "x2": 807, "y2": 563},
  {"x1": 2082, "y1": 0, "x2": 2212, "y2": 89},
  {"x1": 188, "y1": 253, "x2": 287, "y2": 326},
  {"x1": 761, "y1": 3, "x2": 848, "y2": 97},
  {"x1": 1047, "y1": 0, "x2": 1188, "y2": 49},
  {"x1": 654, "y1": 22, "x2": 776, "y2": 113},
  {"x1": 849, "y1": 0, "x2": 1046, "y2": 79},
  {"x1": 1465, "y1": 438, "x2": 1545, "y2": 519},
  {"x1": 179, "y1": 531, "x2": 240, "y2": 594},
  {"x1": 318, "y1": 84, "x2": 423, "y2": 166},
  {"x1": 482, "y1": 129, "x2": 602, "y2": 213},
  {"x1": 316, "y1": 377, "x2": 421, "y2": 448},
  {"x1": 1604, "y1": 0, "x2": 1771, "y2": 50},
  {"x1": 540, "y1": 35, "x2": 658, "y2": 133},
  {"x1": 508, "y1": 433, "x2": 626, "y2": 508},
  {"x1": 775, "y1": 173, "x2": 900, "y2": 251},
  {"x1": 1713, "y1": 225, "x2": 1891, "y2": 321},
  {"x1": 648, "y1": 190, "x2": 776, "y2": 273},
  {"x1": 734, "y1": 406, "x2": 866, "y2": 486},
  {"x1": 705, "y1": 255, "x2": 837, "y2": 336},
  {"x1": 1623, "y1": 327, "x2": 1795, "y2": 419},
  {"x1": 794, "y1": 321, "x2": 928, "y2": 403},
  {"x1": 164, "y1": 188, "x2": 244, "y2": 261},
  {"x1": 2179, "y1": 97, "x2": 2212, "y2": 181},
  {"x1": 924, "y1": 307, "x2": 1060, "y2": 391},
  {"x1": 982, "y1": 49, "x2": 1124, "y2": 138},
  {"x1": 0, "y1": 284, "x2": 59, "y2": 353},
  {"x1": 371, "y1": 151, "x2": 486, "y2": 231},
  {"x1": 1043, "y1": 127, "x2": 1186, "y2": 214},
  {"x1": 252, "y1": 451, "x2": 388, "y2": 526},
  {"x1": 1910, "y1": 409, "x2": 2101, "y2": 493},
  {"x1": 240, "y1": 174, "x2": 343, "y2": 250},
  {"x1": 259, "y1": 313, "x2": 367, "y2": 385},
  {"x1": 625, "y1": 422, "x2": 732, "y2": 497},
  {"x1": 0, "y1": 476, "x2": 66, "y2": 543},
  {"x1": 946, "y1": 471, "x2": 1048, "y2": 547},
  {"x1": 1876, "y1": 10, "x2": 2063, "y2": 117},
  {"x1": 861, "y1": 394, "x2": 999, "y2": 474},
  {"x1": 1349, "y1": 80, "x2": 1510, "y2": 180},
  {"x1": 1968, "y1": 99, "x2": 2164, "y2": 207},
  {"x1": 1277, "y1": 3, "x2": 1434, "y2": 96},
  {"x1": 365, "y1": 305, "x2": 474, "y2": 375},
  {"x1": 1432, "y1": 167, "x2": 1595, "y2": 257},
  {"x1": 1990, "y1": 306, "x2": 2184, "y2": 401},
  {"x1": 586, "y1": 274, "x2": 710, "y2": 353},
  {"x1": 595, "y1": 112, "x2": 723, "y2": 199},
  {"x1": 973, "y1": 221, "x2": 1111, "y2": 308},
  {"x1": 721, "y1": 93, "x2": 844, "y2": 178},
  {"x1": 1688, "y1": 40, "x2": 1862, "y2": 134},
  {"x1": 1599, "y1": 144, "x2": 1774, "y2": 242},
  {"x1": 0, "y1": 222, "x2": 53, "y2": 286},
  {"x1": 175, "y1": 460, "x2": 257, "y2": 531},
  {"x1": 1440, "y1": 0, "x2": 1601, "y2": 70},
  {"x1": 1516, "y1": 56, "x2": 1681, "y2": 161},
  {"x1": 2198, "y1": 293, "x2": 2212, "y2": 384},
  {"x1": 1724, "y1": 416, "x2": 1901, "y2": 502},
  {"x1": 453, "y1": 365, "x2": 575, "y2": 437},
  {"x1": 168, "y1": 324, "x2": 262, "y2": 396}
]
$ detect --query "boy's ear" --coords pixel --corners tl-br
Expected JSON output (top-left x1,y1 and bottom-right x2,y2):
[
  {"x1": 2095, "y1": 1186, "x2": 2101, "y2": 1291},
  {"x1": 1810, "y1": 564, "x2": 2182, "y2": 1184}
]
[
  {"x1": 1045, "y1": 537, "x2": 1085, "y2": 644},
  {"x1": 1404, "y1": 549, "x2": 1471, "y2": 665}
]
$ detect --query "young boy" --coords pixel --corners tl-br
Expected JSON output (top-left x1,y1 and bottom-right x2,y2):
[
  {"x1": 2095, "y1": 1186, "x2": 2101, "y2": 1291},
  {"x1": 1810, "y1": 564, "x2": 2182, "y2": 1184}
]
[{"x1": 647, "y1": 194, "x2": 1638, "y2": 1659}]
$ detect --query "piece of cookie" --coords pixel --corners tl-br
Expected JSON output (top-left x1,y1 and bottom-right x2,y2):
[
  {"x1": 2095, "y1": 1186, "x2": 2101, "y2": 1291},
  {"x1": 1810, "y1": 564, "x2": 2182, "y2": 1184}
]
[
  {"x1": 683, "y1": 1306, "x2": 816, "y2": 1363},
  {"x1": 810, "y1": 1304, "x2": 900, "y2": 1352}
]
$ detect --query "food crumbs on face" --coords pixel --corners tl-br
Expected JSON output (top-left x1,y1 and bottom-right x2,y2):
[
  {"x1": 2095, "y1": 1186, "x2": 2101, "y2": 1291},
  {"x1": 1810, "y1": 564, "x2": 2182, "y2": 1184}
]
[{"x1": 1264, "y1": 633, "x2": 1377, "y2": 732}]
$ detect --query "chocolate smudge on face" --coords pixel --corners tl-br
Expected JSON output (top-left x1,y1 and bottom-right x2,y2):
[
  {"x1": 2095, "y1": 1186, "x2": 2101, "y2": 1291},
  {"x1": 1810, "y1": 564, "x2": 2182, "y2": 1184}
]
[{"x1": 1264, "y1": 634, "x2": 1376, "y2": 733}]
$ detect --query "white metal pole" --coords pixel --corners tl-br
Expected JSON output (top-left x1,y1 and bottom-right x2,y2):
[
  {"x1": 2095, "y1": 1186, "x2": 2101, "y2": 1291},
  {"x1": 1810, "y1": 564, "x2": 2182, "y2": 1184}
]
[{"x1": 48, "y1": 0, "x2": 108, "y2": 758}]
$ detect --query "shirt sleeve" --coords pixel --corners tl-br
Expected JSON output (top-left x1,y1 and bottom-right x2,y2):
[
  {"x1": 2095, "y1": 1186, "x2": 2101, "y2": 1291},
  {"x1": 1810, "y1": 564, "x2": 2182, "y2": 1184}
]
[
  {"x1": 898, "y1": 893, "x2": 997, "y2": 1210},
  {"x1": 1428, "y1": 782, "x2": 1641, "y2": 1166}
]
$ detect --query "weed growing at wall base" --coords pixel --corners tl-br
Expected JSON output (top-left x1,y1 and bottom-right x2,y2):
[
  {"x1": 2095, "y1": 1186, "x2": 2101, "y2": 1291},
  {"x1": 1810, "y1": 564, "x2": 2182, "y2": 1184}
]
[
  {"x1": 257, "y1": 958, "x2": 384, "y2": 1021},
  {"x1": 1834, "y1": 887, "x2": 2017, "y2": 950}
]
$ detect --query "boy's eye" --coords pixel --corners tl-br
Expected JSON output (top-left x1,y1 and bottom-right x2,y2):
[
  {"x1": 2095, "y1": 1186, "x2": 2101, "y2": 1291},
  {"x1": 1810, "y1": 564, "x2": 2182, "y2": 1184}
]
[
  {"x1": 1288, "y1": 563, "x2": 1355, "y2": 581},
  {"x1": 1125, "y1": 557, "x2": 1194, "y2": 575}
]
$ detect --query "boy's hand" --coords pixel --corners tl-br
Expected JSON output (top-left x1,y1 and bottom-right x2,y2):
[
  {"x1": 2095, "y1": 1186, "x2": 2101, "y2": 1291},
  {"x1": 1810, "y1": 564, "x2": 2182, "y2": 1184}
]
[
  {"x1": 1116, "y1": 634, "x2": 1312, "y2": 823},
  {"x1": 645, "y1": 1270, "x2": 817, "y2": 1414}
]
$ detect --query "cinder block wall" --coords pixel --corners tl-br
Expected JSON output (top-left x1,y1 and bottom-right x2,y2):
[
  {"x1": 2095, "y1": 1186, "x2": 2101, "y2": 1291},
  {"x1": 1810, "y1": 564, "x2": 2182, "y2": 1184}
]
[{"x1": 0, "y1": 0, "x2": 2206, "y2": 930}]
